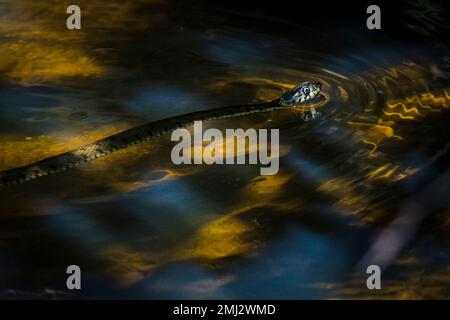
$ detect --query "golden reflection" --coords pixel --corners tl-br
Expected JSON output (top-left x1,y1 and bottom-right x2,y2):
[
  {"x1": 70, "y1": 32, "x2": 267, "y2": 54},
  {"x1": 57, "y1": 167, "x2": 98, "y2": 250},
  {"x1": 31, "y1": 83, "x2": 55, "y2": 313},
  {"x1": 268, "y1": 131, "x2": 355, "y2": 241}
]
[
  {"x1": 0, "y1": 0, "x2": 167, "y2": 84},
  {"x1": 90, "y1": 173, "x2": 295, "y2": 282},
  {"x1": 174, "y1": 211, "x2": 257, "y2": 262},
  {"x1": 382, "y1": 110, "x2": 416, "y2": 120},
  {"x1": 338, "y1": 85, "x2": 349, "y2": 102},
  {"x1": 348, "y1": 122, "x2": 396, "y2": 138},
  {"x1": 387, "y1": 101, "x2": 421, "y2": 115},
  {"x1": 190, "y1": 138, "x2": 291, "y2": 165},
  {"x1": 0, "y1": 42, "x2": 103, "y2": 84},
  {"x1": 380, "y1": 90, "x2": 450, "y2": 124},
  {"x1": 245, "y1": 174, "x2": 291, "y2": 198},
  {"x1": 99, "y1": 245, "x2": 159, "y2": 287},
  {"x1": 347, "y1": 122, "x2": 401, "y2": 158},
  {"x1": 0, "y1": 122, "x2": 133, "y2": 171},
  {"x1": 367, "y1": 163, "x2": 391, "y2": 179},
  {"x1": 366, "y1": 163, "x2": 418, "y2": 182},
  {"x1": 317, "y1": 178, "x2": 371, "y2": 216},
  {"x1": 362, "y1": 139, "x2": 378, "y2": 155},
  {"x1": 171, "y1": 173, "x2": 293, "y2": 265},
  {"x1": 346, "y1": 89, "x2": 449, "y2": 185},
  {"x1": 380, "y1": 65, "x2": 423, "y2": 87},
  {"x1": 320, "y1": 68, "x2": 350, "y2": 80}
]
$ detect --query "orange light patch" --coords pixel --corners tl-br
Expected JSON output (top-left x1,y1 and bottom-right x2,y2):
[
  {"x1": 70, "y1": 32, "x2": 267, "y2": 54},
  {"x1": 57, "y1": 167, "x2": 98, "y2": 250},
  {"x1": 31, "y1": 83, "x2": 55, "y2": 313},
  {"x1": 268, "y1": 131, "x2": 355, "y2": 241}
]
[{"x1": 0, "y1": 122, "x2": 133, "y2": 171}]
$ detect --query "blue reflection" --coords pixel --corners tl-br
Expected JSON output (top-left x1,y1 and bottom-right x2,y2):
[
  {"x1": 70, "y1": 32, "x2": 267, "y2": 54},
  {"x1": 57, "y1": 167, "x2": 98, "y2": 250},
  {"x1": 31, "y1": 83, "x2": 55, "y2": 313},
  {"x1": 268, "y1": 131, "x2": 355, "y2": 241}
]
[
  {"x1": 200, "y1": 36, "x2": 268, "y2": 65},
  {"x1": 131, "y1": 178, "x2": 219, "y2": 222},
  {"x1": 125, "y1": 85, "x2": 205, "y2": 118},
  {"x1": 285, "y1": 152, "x2": 330, "y2": 184},
  {"x1": 225, "y1": 225, "x2": 356, "y2": 299},
  {"x1": 41, "y1": 206, "x2": 111, "y2": 250}
]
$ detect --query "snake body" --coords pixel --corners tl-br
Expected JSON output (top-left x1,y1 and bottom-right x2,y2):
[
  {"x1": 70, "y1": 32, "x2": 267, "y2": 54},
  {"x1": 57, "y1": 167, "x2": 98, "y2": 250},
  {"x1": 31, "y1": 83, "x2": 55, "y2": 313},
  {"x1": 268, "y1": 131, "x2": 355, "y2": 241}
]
[{"x1": 0, "y1": 81, "x2": 324, "y2": 187}]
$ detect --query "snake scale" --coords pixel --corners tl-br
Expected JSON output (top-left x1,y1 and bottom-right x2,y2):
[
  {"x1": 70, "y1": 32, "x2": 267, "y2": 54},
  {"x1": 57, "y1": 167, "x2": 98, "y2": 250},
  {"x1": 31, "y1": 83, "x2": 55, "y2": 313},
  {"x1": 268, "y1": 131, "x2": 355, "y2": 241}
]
[{"x1": 0, "y1": 81, "x2": 324, "y2": 187}]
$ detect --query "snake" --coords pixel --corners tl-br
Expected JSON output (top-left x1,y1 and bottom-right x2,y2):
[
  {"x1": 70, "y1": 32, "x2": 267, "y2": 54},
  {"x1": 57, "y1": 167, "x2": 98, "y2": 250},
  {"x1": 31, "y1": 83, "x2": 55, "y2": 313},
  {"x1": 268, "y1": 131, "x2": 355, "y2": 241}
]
[{"x1": 0, "y1": 81, "x2": 325, "y2": 187}]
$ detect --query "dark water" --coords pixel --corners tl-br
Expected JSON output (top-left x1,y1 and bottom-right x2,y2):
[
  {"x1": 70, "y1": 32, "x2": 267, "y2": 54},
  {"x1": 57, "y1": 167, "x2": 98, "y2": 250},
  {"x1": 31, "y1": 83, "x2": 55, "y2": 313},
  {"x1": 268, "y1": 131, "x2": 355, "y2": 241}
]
[{"x1": 0, "y1": 0, "x2": 449, "y2": 299}]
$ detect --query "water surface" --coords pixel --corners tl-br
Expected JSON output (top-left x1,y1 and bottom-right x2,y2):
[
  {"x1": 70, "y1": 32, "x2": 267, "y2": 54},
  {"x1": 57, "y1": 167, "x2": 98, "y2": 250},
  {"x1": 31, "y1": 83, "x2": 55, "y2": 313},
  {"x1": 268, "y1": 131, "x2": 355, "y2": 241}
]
[{"x1": 0, "y1": 0, "x2": 449, "y2": 299}]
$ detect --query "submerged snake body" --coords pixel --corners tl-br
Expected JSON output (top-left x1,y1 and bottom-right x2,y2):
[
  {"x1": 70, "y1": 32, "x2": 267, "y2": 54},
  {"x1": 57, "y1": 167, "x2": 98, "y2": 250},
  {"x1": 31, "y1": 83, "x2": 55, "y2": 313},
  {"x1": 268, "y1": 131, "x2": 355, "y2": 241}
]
[{"x1": 0, "y1": 81, "x2": 324, "y2": 187}]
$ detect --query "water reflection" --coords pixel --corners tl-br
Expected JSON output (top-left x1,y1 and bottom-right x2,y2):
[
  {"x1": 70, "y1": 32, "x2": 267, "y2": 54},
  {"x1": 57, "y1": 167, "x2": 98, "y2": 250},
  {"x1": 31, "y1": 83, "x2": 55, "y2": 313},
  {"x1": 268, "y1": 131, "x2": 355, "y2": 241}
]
[{"x1": 0, "y1": 0, "x2": 449, "y2": 299}]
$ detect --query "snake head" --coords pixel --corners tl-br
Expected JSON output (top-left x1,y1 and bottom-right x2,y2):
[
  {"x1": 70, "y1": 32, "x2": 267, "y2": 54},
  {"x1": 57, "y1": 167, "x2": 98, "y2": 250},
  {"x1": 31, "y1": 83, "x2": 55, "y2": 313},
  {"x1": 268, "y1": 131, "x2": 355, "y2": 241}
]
[{"x1": 278, "y1": 81, "x2": 322, "y2": 107}]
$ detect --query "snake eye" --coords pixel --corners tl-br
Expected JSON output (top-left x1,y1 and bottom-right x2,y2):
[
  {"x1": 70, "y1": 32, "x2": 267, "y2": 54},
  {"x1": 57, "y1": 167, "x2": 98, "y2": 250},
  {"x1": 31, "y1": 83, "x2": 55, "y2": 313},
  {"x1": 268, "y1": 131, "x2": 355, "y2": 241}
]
[{"x1": 302, "y1": 87, "x2": 310, "y2": 95}]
